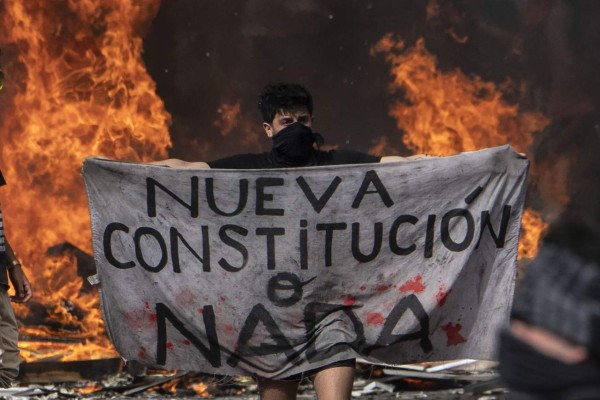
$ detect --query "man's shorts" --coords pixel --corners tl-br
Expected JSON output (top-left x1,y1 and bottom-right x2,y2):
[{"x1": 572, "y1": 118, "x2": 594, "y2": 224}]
[{"x1": 259, "y1": 358, "x2": 356, "y2": 382}]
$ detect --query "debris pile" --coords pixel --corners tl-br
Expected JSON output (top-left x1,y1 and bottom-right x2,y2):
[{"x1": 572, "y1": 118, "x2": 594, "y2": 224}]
[{"x1": 2, "y1": 359, "x2": 508, "y2": 399}]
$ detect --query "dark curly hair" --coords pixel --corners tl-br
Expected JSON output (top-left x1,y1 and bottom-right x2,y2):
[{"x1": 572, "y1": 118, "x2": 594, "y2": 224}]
[{"x1": 258, "y1": 83, "x2": 313, "y2": 123}]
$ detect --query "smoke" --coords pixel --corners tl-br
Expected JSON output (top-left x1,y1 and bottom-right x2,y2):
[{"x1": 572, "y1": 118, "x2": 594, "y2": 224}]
[{"x1": 142, "y1": 0, "x2": 431, "y2": 161}]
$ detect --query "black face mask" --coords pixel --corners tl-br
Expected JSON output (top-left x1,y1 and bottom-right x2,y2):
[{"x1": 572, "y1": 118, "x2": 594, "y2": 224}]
[{"x1": 271, "y1": 122, "x2": 324, "y2": 166}]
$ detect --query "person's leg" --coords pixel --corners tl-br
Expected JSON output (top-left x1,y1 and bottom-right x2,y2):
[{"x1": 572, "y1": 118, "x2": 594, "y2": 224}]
[
  {"x1": 312, "y1": 365, "x2": 355, "y2": 400},
  {"x1": 0, "y1": 289, "x2": 20, "y2": 388},
  {"x1": 258, "y1": 379, "x2": 299, "y2": 400}
]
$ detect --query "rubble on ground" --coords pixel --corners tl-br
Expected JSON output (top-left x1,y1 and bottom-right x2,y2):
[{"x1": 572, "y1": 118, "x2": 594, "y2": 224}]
[{"x1": 1, "y1": 359, "x2": 508, "y2": 399}]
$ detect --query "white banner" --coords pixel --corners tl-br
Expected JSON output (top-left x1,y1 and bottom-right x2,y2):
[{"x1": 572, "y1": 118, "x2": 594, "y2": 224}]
[{"x1": 83, "y1": 145, "x2": 527, "y2": 379}]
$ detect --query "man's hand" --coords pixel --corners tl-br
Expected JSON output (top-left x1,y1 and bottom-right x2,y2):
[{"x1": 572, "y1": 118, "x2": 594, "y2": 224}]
[{"x1": 8, "y1": 265, "x2": 33, "y2": 303}]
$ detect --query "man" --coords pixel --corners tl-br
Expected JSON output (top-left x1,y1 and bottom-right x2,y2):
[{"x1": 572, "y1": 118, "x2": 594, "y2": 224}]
[
  {"x1": 158, "y1": 83, "x2": 412, "y2": 172},
  {"x1": 498, "y1": 216, "x2": 600, "y2": 399},
  {"x1": 156, "y1": 83, "x2": 416, "y2": 400},
  {"x1": 0, "y1": 170, "x2": 33, "y2": 387},
  {"x1": 0, "y1": 51, "x2": 34, "y2": 388},
  {"x1": 498, "y1": 132, "x2": 600, "y2": 398}
]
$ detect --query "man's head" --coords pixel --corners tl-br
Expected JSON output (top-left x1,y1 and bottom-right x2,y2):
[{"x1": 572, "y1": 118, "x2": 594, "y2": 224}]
[{"x1": 258, "y1": 83, "x2": 313, "y2": 137}]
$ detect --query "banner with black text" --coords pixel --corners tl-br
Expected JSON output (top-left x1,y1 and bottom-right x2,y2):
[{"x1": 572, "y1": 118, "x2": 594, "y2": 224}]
[{"x1": 83, "y1": 145, "x2": 527, "y2": 379}]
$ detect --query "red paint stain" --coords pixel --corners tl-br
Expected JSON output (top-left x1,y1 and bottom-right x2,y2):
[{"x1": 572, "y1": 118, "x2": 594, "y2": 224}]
[
  {"x1": 138, "y1": 347, "x2": 146, "y2": 359},
  {"x1": 441, "y1": 322, "x2": 467, "y2": 346},
  {"x1": 166, "y1": 342, "x2": 174, "y2": 349},
  {"x1": 176, "y1": 289, "x2": 195, "y2": 306},
  {"x1": 219, "y1": 295, "x2": 227, "y2": 302},
  {"x1": 376, "y1": 284, "x2": 390, "y2": 292},
  {"x1": 366, "y1": 312, "x2": 385, "y2": 325},
  {"x1": 183, "y1": 339, "x2": 191, "y2": 346},
  {"x1": 399, "y1": 274, "x2": 426, "y2": 294},
  {"x1": 197, "y1": 307, "x2": 204, "y2": 314},
  {"x1": 224, "y1": 324, "x2": 234, "y2": 333},
  {"x1": 359, "y1": 285, "x2": 366, "y2": 292},
  {"x1": 123, "y1": 309, "x2": 155, "y2": 329},
  {"x1": 436, "y1": 285, "x2": 452, "y2": 306},
  {"x1": 149, "y1": 313, "x2": 157, "y2": 322},
  {"x1": 343, "y1": 295, "x2": 356, "y2": 306}
]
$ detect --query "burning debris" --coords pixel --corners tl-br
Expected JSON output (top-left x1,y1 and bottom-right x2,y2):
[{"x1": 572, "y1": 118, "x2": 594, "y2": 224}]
[
  {"x1": 5, "y1": 359, "x2": 506, "y2": 399},
  {"x1": 16, "y1": 243, "x2": 103, "y2": 362},
  {"x1": 0, "y1": 0, "x2": 170, "y2": 363}
]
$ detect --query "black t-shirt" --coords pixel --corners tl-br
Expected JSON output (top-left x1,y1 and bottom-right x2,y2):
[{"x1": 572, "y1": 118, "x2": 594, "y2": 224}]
[{"x1": 207, "y1": 149, "x2": 380, "y2": 169}]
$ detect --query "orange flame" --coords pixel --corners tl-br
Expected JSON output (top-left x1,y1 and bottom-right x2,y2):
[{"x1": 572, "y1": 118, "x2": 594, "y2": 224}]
[
  {"x1": 155, "y1": 375, "x2": 212, "y2": 396},
  {"x1": 518, "y1": 208, "x2": 549, "y2": 260},
  {"x1": 0, "y1": 0, "x2": 171, "y2": 361},
  {"x1": 190, "y1": 381, "x2": 210, "y2": 397},
  {"x1": 371, "y1": 35, "x2": 549, "y2": 156},
  {"x1": 74, "y1": 383, "x2": 104, "y2": 395},
  {"x1": 372, "y1": 35, "x2": 550, "y2": 258}
]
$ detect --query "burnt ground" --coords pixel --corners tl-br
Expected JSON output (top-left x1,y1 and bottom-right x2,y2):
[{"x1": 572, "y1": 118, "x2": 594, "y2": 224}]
[{"x1": 4, "y1": 360, "x2": 508, "y2": 399}]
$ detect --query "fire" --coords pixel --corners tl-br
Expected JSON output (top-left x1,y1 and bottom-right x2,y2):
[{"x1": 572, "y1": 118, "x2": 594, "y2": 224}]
[
  {"x1": 212, "y1": 100, "x2": 263, "y2": 153},
  {"x1": 371, "y1": 35, "x2": 549, "y2": 156},
  {"x1": 213, "y1": 102, "x2": 241, "y2": 137},
  {"x1": 371, "y1": 35, "x2": 550, "y2": 258},
  {"x1": 152, "y1": 373, "x2": 212, "y2": 396},
  {"x1": 0, "y1": 1, "x2": 552, "y2": 365},
  {"x1": 518, "y1": 209, "x2": 549, "y2": 260},
  {"x1": 159, "y1": 378, "x2": 180, "y2": 395},
  {"x1": 74, "y1": 383, "x2": 103, "y2": 395},
  {"x1": 0, "y1": 0, "x2": 171, "y2": 361},
  {"x1": 190, "y1": 382, "x2": 210, "y2": 396}
]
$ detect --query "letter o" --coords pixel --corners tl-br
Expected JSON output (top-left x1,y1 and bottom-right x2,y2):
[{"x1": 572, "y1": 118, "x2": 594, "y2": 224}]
[
  {"x1": 441, "y1": 209, "x2": 474, "y2": 252},
  {"x1": 134, "y1": 227, "x2": 168, "y2": 272},
  {"x1": 267, "y1": 272, "x2": 304, "y2": 307}
]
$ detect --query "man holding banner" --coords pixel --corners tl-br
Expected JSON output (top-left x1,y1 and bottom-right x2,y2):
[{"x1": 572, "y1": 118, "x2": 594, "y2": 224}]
[
  {"x1": 84, "y1": 84, "x2": 528, "y2": 400},
  {"x1": 155, "y1": 83, "x2": 415, "y2": 399}
]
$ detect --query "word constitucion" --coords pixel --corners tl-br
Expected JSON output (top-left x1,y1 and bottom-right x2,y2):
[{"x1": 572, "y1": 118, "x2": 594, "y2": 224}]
[{"x1": 102, "y1": 170, "x2": 513, "y2": 274}]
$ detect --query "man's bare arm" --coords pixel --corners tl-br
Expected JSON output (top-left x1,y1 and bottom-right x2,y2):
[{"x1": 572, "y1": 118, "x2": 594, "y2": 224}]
[
  {"x1": 381, "y1": 152, "x2": 527, "y2": 163},
  {"x1": 5, "y1": 238, "x2": 33, "y2": 303},
  {"x1": 380, "y1": 154, "x2": 437, "y2": 163},
  {"x1": 151, "y1": 159, "x2": 210, "y2": 169}
]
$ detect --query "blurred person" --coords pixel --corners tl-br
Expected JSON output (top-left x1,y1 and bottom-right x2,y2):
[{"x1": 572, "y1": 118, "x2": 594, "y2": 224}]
[
  {"x1": 498, "y1": 134, "x2": 600, "y2": 398},
  {"x1": 156, "y1": 82, "x2": 418, "y2": 400},
  {"x1": 0, "y1": 186, "x2": 33, "y2": 387},
  {"x1": 0, "y1": 50, "x2": 34, "y2": 388}
]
